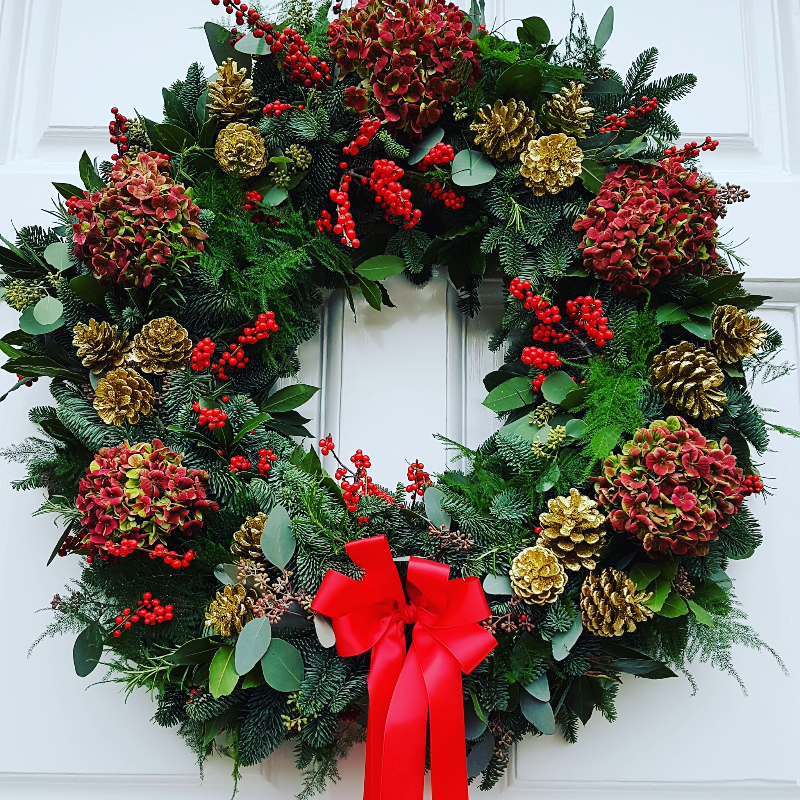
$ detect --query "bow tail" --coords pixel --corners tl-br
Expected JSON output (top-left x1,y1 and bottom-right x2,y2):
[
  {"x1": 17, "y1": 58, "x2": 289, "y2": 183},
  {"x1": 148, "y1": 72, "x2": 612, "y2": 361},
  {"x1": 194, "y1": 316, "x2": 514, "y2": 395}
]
[
  {"x1": 415, "y1": 626, "x2": 470, "y2": 800},
  {"x1": 379, "y1": 643, "x2": 430, "y2": 800},
  {"x1": 364, "y1": 622, "x2": 408, "y2": 800}
]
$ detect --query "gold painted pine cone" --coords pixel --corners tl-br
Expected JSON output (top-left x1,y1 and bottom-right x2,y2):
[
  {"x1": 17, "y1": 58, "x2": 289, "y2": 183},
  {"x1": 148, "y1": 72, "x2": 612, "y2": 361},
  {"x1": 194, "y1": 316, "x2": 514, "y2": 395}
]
[
  {"x1": 711, "y1": 304, "x2": 767, "y2": 363},
  {"x1": 509, "y1": 545, "x2": 567, "y2": 605},
  {"x1": 131, "y1": 317, "x2": 192, "y2": 374},
  {"x1": 537, "y1": 488, "x2": 606, "y2": 571},
  {"x1": 72, "y1": 319, "x2": 131, "y2": 374},
  {"x1": 93, "y1": 367, "x2": 153, "y2": 426},
  {"x1": 470, "y1": 98, "x2": 540, "y2": 161},
  {"x1": 650, "y1": 341, "x2": 727, "y2": 419},
  {"x1": 519, "y1": 133, "x2": 583, "y2": 196},
  {"x1": 540, "y1": 81, "x2": 594, "y2": 138},
  {"x1": 215, "y1": 122, "x2": 267, "y2": 178},
  {"x1": 208, "y1": 58, "x2": 261, "y2": 123},
  {"x1": 205, "y1": 583, "x2": 256, "y2": 637},
  {"x1": 232, "y1": 512, "x2": 268, "y2": 560},
  {"x1": 580, "y1": 569, "x2": 653, "y2": 637}
]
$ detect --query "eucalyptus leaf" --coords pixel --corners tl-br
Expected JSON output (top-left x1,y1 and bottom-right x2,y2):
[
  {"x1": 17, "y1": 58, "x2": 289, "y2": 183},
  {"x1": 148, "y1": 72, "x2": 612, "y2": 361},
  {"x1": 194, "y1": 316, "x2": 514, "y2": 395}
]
[
  {"x1": 565, "y1": 418, "x2": 586, "y2": 439},
  {"x1": 407, "y1": 126, "x2": 445, "y2": 165},
  {"x1": 260, "y1": 505, "x2": 296, "y2": 569},
  {"x1": 314, "y1": 614, "x2": 336, "y2": 648},
  {"x1": 451, "y1": 149, "x2": 497, "y2": 188},
  {"x1": 214, "y1": 563, "x2": 238, "y2": 585},
  {"x1": 235, "y1": 616, "x2": 273, "y2": 675},
  {"x1": 551, "y1": 614, "x2": 582, "y2": 661},
  {"x1": 524, "y1": 673, "x2": 550, "y2": 701},
  {"x1": 209, "y1": 645, "x2": 239, "y2": 697},
  {"x1": 520, "y1": 691, "x2": 555, "y2": 734},
  {"x1": 594, "y1": 7, "x2": 615, "y2": 50},
  {"x1": 466, "y1": 733, "x2": 494, "y2": 779},
  {"x1": 33, "y1": 296, "x2": 63, "y2": 326},
  {"x1": 263, "y1": 186, "x2": 289, "y2": 206},
  {"x1": 424, "y1": 486, "x2": 451, "y2": 529},
  {"x1": 482, "y1": 573, "x2": 513, "y2": 596},
  {"x1": 43, "y1": 242, "x2": 71, "y2": 271},
  {"x1": 464, "y1": 704, "x2": 488, "y2": 740},
  {"x1": 19, "y1": 306, "x2": 63, "y2": 335},
  {"x1": 261, "y1": 638, "x2": 304, "y2": 691},
  {"x1": 235, "y1": 31, "x2": 272, "y2": 56},
  {"x1": 501, "y1": 414, "x2": 541, "y2": 442},
  {"x1": 540, "y1": 371, "x2": 576, "y2": 404}
]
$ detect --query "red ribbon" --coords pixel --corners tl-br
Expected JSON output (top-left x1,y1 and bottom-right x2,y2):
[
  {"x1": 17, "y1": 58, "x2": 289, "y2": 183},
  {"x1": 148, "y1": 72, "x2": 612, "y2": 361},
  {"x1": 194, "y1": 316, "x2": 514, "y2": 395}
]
[{"x1": 312, "y1": 535, "x2": 496, "y2": 800}]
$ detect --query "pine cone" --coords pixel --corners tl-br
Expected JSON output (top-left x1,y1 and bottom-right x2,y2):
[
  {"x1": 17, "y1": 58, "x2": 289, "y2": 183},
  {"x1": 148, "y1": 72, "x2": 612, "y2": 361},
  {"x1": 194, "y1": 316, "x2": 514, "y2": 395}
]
[
  {"x1": 232, "y1": 512, "x2": 268, "y2": 560},
  {"x1": 215, "y1": 122, "x2": 267, "y2": 178},
  {"x1": 208, "y1": 58, "x2": 261, "y2": 123},
  {"x1": 519, "y1": 134, "x2": 583, "y2": 196},
  {"x1": 540, "y1": 82, "x2": 594, "y2": 138},
  {"x1": 537, "y1": 488, "x2": 606, "y2": 571},
  {"x1": 131, "y1": 317, "x2": 192, "y2": 374},
  {"x1": 470, "y1": 99, "x2": 540, "y2": 161},
  {"x1": 711, "y1": 304, "x2": 767, "y2": 363},
  {"x1": 509, "y1": 545, "x2": 567, "y2": 604},
  {"x1": 73, "y1": 319, "x2": 132, "y2": 374},
  {"x1": 125, "y1": 118, "x2": 151, "y2": 157},
  {"x1": 580, "y1": 569, "x2": 653, "y2": 637},
  {"x1": 650, "y1": 341, "x2": 727, "y2": 419},
  {"x1": 205, "y1": 583, "x2": 255, "y2": 637},
  {"x1": 93, "y1": 367, "x2": 153, "y2": 425}
]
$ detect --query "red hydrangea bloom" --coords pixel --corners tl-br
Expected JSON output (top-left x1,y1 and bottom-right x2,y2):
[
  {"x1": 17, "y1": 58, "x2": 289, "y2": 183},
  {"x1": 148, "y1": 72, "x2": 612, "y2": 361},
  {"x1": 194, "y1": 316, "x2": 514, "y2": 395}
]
[
  {"x1": 573, "y1": 159, "x2": 721, "y2": 295},
  {"x1": 592, "y1": 416, "x2": 745, "y2": 557},
  {"x1": 69, "y1": 152, "x2": 207, "y2": 288},
  {"x1": 328, "y1": 0, "x2": 481, "y2": 135},
  {"x1": 75, "y1": 440, "x2": 217, "y2": 558}
]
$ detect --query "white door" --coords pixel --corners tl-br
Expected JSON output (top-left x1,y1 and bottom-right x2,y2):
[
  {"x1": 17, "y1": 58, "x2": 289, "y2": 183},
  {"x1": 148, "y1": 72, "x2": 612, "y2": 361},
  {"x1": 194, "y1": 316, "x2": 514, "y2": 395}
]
[{"x1": 2, "y1": 1, "x2": 800, "y2": 798}]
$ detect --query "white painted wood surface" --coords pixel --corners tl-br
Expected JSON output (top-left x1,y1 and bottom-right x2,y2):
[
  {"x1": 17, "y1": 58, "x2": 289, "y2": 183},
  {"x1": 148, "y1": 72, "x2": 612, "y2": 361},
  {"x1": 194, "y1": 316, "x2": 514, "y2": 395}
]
[{"x1": 1, "y1": 1, "x2": 800, "y2": 798}]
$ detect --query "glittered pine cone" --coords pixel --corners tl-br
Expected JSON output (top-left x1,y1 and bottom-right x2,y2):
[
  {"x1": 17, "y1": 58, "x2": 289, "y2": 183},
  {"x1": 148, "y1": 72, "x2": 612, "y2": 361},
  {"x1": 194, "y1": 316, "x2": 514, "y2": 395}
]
[
  {"x1": 537, "y1": 488, "x2": 606, "y2": 571},
  {"x1": 73, "y1": 319, "x2": 131, "y2": 374},
  {"x1": 509, "y1": 545, "x2": 567, "y2": 604},
  {"x1": 540, "y1": 82, "x2": 594, "y2": 138},
  {"x1": 214, "y1": 122, "x2": 267, "y2": 178},
  {"x1": 232, "y1": 512, "x2": 268, "y2": 560},
  {"x1": 470, "y1": 99, "x2": 539, "y2": 161},
  {"x1": 131, "y1": 317, "x2": 192, "y2": 374},
  {"x1": 650, "y1": 341, "x2": 727, "y2": 420},
  {"x1": 205, "y1": 583, "x2": 256, "y2": 637},
  {"x1": 208, "y1": 58, "x2": 261, "y2": 123},
  {"x1": 711, "y1": 304, "x2": 767, "y2": 363},
  {"x1": 519, "y1": 133, "x2": 583, "y2": 196},
  {"x1": 580, "y1": 569, "x2": 653, "y2": 637},
  {"x1": 93, "y1": 367, "x2": 153, "y2": 426},
  {"x1": 124, "y1": 118, "x2": 151, "y2": 157}
]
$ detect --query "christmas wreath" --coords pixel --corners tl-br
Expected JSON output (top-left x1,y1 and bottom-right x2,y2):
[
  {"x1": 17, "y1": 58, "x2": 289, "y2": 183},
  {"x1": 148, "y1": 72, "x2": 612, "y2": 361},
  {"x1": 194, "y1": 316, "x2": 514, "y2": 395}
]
[{"x1": 1, "y1": 1, "x2": 792, "y2": 797}]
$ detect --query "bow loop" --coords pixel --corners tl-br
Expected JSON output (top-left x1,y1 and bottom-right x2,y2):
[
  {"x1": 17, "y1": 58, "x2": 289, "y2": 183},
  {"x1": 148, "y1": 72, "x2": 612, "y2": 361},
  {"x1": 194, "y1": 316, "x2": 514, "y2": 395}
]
[{"x1": 312, "y1": 535, "x2": 497, "y2": 800}]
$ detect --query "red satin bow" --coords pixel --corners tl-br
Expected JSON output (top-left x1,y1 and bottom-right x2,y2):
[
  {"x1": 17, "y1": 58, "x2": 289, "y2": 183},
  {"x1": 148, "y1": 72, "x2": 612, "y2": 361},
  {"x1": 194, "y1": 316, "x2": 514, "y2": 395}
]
[{"x1": 312, "y1": 535, "x2": 496, "y2": 800}]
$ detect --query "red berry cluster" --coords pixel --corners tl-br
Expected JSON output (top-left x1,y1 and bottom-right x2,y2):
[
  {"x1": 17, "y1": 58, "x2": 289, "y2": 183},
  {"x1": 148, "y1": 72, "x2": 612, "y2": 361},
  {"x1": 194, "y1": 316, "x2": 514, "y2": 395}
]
[
  {"x1": 742, "y1": 474, "x2": 765, "y2": 495},
  {"x1": 263, "y1": 101, "x2": 293, "y2": 117},
  {"x1": 532, "y1": 321, "x2": 570, "y2": 345},
  {"x1": 16, "y1": 373, "x2": 37, "y2": 387},
  {"x1": 151, "y1": 543, "x2": 196, "y2": 570},
  {"x1": 240, "y1": 312, "x2": 279, "y2": 344},
  {"x1": 105, "y1": 537, "x2": 140, "y2": 559},
  {"x1": 108, "y1": 106, "x2": 130, "y2": 160},
  {"x1": 191, "y1": 401, "x2": 228, "y2": 430},
  {"x1": 319, "y1": 435, "x2": 335, "y2": 456},
  {"x1": 271, "y1": 27, "x2": 331, "y2": 88},
  {"x1": 343, "y1": 118, "x2": 381, "y2": 158},
  {"x1": 406, "y1": 460, "x2": 430, "y2": 495},
  {"x1": 664, "y1": 136, "x2": 719, "y2": 162},
  {"x1": 425, "y1": 182, "x2": 465, "y2": 209},
  {"x1": 566, "y1": 297, "x2": 614, "y2": 346},
  {"x1": 243, "y1": 190, "x2": 262, "y2": 210},
  {"x1": 521, "y1": 346, "x2": 562, "y2": 369},
  {"x1": 532, "y1": 374, "x2": 547, "y2": 392},
  {"x1": 369, "y1": 159, "x2": 422, "y2": 230},
  {"x1": 229, "y1": 455, "x2": 252, "y2": 473},
  {"x1": 358, "y1": 515, "x2": 370, "y2": 525},
  {"x1": 191, "y1": 338, "x2": 216, "y2": 372},
  {"x1": 111, "y1": 592, "x2": 175, "y2": 638},
  {"x1": 213, "y1": 0, "x2": 261, "y2": 26},
  {"x1": 599, "y1": 95, "x2": 658, "y2": 133},
  {"x1": 257, "y1": 448, "x2": 277, "y2": 475},
  {"x1": 321, "y1": 175, "x2": 360, "y2": 247},
  {"x1": 216, "y1": 344, "x2": 251, "y2": 380},
  {"x1": 416, "y1": 142, "x2": 455, "y2": 172}
]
